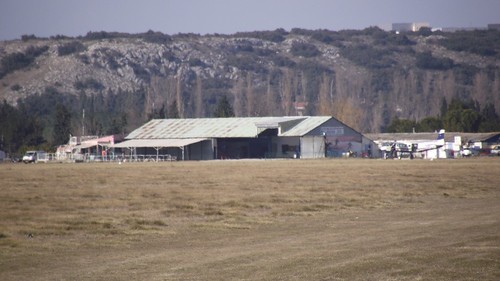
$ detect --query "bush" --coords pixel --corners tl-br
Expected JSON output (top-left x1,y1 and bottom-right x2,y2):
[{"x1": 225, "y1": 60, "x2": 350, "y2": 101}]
[
  {"x1": 389, "y1": 34, "x2": 415, "y2": 46},
  {"x1": 290, "y1": 28, "x2": 314, "y2": 36},
  {"x1": 0, "y1": 45, "x2": 48, "y2": 79},
  {"x1": 129, "y1": 62, "x2": 151, "y2": 82},
  {"x1": 78, "y1": 54, "x2": 90, "y2": 64},
  {"x1": 142, "y1": 30, "x2": 171, "y2": 44},
  {"x1": 371, "y1": 70, "x2": 393, "y2": 92},
  {"x1": 387, "y1": 117, "x2": 417, "y2": 133},
  {"x1": 415, "y1": 51, "x2": 454, "y2": 70},
  {"x1": 417, "y1": 116, "x2": 442, "y2": 132},
  {"x1": 417, "y1": 27, "x2": 433, "y2": 37},
  {"x1": 10, "y1": 84, "x2": 21, "y2": 91},
  {"x1": 296, "y1": 60, "x2": 330, "y2": 76},
  {"x1": 272, "y1": 55, "x2": 296, "y2": 67},
  {"x1": 74, "y1": 78, "x2": 104, "y2": 91},
  {"x1": 21, "y1": 34, "x2": 37, "y2": 41},
  {"x1": 188, "y1": 58, "x2": 205, "y2": 67},
  {"x1": 234, "y1": 43, "x2": 254, "y2": 53},
  {"x1": 58, "y1": 41, "x2": 86, "y2": 56},
  {"x1": 83, "y1": 31, "x2": 131, "y2": 40},
  {"x1": 0, "y1": 53, "x2": 29, "y2": 78},
  {"x1": 84, "y1": 31, "x2": 112, "y2": 40},
  {"x1": 290, "y1": 42, "x2": 320, "y2": 57},
  {"x1": 311, "y1": 32, "x2": 334, "y2": 44},
  {"x1": 254, "y1": 48, "x2": 273, "y2": 56},
  {"x1": 25, "y1": 45, "x2": 49, "y2": 57},
  {"x1": 95, "y1": 48, "x2": 121, "y2": 69},
  {"x1": 227, "y1": 55, "x2": 266, "y2": 73},
  {"x1": 234, "y1": 29, "x2": 287, "y2": 43},
  {"x1": 439, "y1": 30, "x2": 499, "y2": 57},
  {"x1": 453, "y1": 64, "x2": 479, "y2": 85},
  {"x1": 341, "y1": 44, "x2": 395, "y2": 69}
]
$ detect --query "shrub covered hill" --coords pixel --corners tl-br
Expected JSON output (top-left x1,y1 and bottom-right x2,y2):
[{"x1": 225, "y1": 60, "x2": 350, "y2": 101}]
[{"x1": 1, "y1": 28, "x2": 499, "y2": 141}]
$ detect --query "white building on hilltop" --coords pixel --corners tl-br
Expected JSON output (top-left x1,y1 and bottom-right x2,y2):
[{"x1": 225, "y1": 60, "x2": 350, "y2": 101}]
[{"x1": 392, "y1": 22, "x2": 430, "y2": 32}]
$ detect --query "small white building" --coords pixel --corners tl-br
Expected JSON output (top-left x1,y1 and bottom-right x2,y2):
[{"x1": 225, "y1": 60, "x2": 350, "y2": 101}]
[{"x1": 392, "y1": 22, "x2": 430, "y2": 32}]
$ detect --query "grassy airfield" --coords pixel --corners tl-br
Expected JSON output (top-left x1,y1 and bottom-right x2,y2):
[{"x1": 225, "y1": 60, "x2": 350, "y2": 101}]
[{"x1": 1, "y1": 158, "x2": 499, "y2": 280}]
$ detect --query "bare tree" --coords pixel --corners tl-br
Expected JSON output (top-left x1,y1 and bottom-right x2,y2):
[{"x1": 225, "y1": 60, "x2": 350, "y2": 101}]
[
  {"x1": 246, "y1": 72, "x2": 254, "y2": 117},
  {"x1": 176, "y1": 75, "x2": 184, "y2": 118},
  {"x1": 332, "y1": 97, "x2": 364, "y2": 132},
  {"x1": 280, "y1": 69, "x2": 294, "y2": 115},
  {"x1": 148, "y1": 75, "x2": 170, "y2": 117},
  {"x1": 194, "y1": 74, "x2": 204, "y2": 117},
  {"x1": 265, "y1": 73, "x2": 277, "y2": 116},
  {"x1": 232, "y1": 77, "x2": 245, "y2": 117},
  {"x1": 318, "y1": 74, "x2": 334, "y2": 115}
]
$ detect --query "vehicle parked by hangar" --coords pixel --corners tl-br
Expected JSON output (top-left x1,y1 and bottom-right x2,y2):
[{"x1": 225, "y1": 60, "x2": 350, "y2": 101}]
[
  {"x1": 491, "y1": 145, "x2": 500, "y2": 156},
  {"x1": 22, "y1": 150, "x2": 48, "y2": 163}
]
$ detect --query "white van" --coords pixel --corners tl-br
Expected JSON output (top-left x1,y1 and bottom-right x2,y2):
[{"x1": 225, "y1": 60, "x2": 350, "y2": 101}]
[
  {"x1": 22, "y1": 150, "x2": 47, "y2": 163},
  {"x1": 491, "y1": 145, "x2": 500, "y2": 156}
]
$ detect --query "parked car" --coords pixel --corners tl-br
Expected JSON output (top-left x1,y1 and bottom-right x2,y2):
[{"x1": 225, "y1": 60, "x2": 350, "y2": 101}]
[
  {"x1": 491, "y1": 145, "x2": 500, "y2": 156},
  {"x1": 461, "y1": 148, "x2": 473, "y2": 157},
  {"x1": 22, "y1": 150, "x2": 47, "y2": 163}
]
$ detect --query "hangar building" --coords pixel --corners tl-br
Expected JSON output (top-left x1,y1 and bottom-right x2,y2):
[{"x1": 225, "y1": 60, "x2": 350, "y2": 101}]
[{"x1": 114, "y1": 116, "x2": 379, "y2": 160}]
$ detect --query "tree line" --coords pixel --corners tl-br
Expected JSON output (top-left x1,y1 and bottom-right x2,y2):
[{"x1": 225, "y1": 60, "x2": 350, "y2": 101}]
[
  {"x1": 0, "y1": 87, "x2": 135, "y2": 155},
  {"x1": 387, "y1": 98, "x2": 500, "y2": 133},
  {"x1": 0, "y1": 85, "x2": 236, "y2": 155}
]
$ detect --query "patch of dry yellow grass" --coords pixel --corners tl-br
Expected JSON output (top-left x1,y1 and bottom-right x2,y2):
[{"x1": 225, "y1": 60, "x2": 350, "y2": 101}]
[
  {"x1": 1, "y1": 159, "x2": 497, "y2": 241},
  {"x1": 0, "y1": 158, "x2": 499, "y2": 280}
]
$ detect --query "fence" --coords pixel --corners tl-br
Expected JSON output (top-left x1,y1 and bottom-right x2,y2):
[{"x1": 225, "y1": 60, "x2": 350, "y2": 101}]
[{"x1": 39, "y1": 153, "x2": 177, "y2": 163}]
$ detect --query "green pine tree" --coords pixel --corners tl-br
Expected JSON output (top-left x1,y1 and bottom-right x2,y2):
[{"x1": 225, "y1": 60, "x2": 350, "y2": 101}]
[
  {"x1": 53, "y1": 104, "x2": 72, "y2": 145},
  {"x1": 213, "y1": 95, "x2": 234, "y2": 118}
]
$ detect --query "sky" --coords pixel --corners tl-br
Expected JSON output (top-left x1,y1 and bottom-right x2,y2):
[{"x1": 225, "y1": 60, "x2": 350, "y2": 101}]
[{"x1": 1, "y1": 0, "x2": 500, "y2": 40}]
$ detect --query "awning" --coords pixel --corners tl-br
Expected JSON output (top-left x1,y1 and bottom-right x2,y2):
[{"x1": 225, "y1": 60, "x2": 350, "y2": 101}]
[
  {"x1": 112, "y1": 138, "x2": 208, "y2": 148},
  {"x1": 73, "y1": 142, "x2": 99, "y2": 150}
]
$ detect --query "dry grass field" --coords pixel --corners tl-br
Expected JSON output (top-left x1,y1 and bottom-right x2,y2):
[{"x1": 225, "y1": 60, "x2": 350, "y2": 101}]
[{"x1": 1, "y1": 158, "x2": 499, "y2": 280}]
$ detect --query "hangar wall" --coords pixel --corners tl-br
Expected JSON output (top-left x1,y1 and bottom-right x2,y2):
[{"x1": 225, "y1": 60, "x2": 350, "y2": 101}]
[
  {"x1": 303, "y1": 118, "x2": 364, "y2": 158},
  {"x1": 271, "y1": 136, "x2": 301, "y2": 158},
  {"x1": 300, "y1": 136, "x2": 326, "y2": 159},
  {"x1": 186, "y1": 140, "x2": 213, "y2": 160}
]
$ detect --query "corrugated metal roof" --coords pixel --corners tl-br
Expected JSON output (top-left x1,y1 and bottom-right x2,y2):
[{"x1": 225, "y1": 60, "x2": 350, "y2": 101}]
[
  {"x1": 112, "y1": 138, "x2": 207, "y2": 148},
  {"x1": 126, "y1": 116, "x2": 318, "y2": 139},
  {"x1": 280, "y1": 116, "x2": 331, "y2": 136},
  {"x1": 254, "y1": 117, "x2": 306, "y2": 128}
]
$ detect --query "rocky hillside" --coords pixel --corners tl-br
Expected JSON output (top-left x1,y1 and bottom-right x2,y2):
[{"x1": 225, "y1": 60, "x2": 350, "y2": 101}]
[{"x1": 1, "y1": 28, "x2": 499, "y2": 133}]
